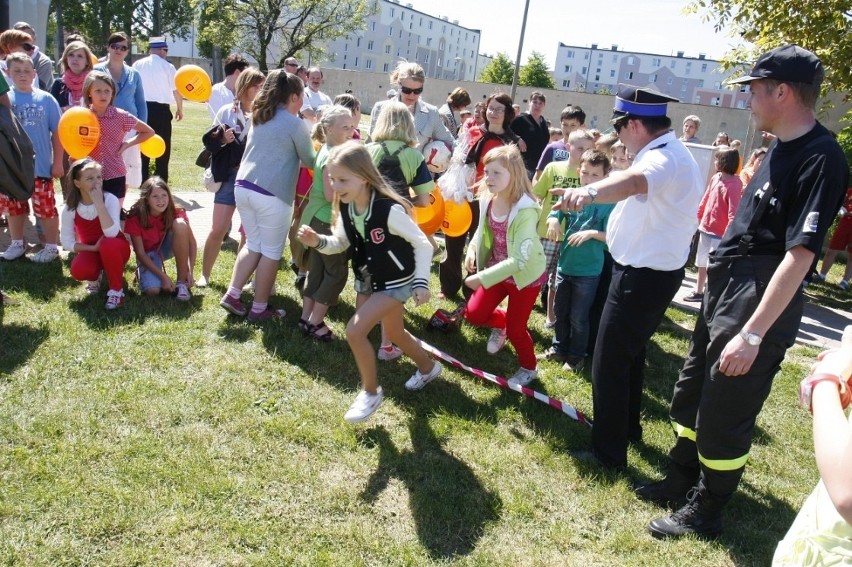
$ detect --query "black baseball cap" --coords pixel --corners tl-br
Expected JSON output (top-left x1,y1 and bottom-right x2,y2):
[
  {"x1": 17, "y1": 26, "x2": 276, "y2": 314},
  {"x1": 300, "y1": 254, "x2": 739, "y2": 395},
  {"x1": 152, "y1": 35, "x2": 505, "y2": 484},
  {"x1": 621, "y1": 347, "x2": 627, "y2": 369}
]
[{"x1": 728, "y1": 44, "x2": 824, "y2": 86}]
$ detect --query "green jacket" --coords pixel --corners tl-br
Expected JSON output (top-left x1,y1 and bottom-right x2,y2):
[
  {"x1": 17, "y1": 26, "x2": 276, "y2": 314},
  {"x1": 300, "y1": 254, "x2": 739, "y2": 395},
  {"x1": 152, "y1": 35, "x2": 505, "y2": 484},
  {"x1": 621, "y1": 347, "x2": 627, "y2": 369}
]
[{"x1": 467, "y1": 193, "x2": 546, "y2": 289}]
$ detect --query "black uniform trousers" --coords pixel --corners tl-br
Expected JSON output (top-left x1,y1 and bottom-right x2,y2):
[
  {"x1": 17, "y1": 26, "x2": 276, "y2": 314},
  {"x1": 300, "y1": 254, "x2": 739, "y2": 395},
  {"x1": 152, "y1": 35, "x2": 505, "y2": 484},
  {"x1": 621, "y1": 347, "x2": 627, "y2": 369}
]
[
  {"x1": 591, "y1": 262, "x2": 684, "y2": 468},
  {"x1": 668, "y1": 255, "x2": 801, "y2": 499},
  {"x1": 438, "y1": 201, "x2": 480, "y2": 299},
  {"x1": 142, "y1": 102, "x2": 172, "y2": 182}
]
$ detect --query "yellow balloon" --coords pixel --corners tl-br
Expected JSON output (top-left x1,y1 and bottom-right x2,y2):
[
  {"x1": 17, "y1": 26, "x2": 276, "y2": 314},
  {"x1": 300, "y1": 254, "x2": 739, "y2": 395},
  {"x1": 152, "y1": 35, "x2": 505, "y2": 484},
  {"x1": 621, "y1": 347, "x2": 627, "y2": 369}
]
[
  {"x1": 58, "y1": 107, "x2": 101, "y2": 159},
  {"x1": 174, "y1": 64, "x2": 212, "y2": 103},
  {"x1": 140, "y1": 135, "x2": 166, "y2": 158},
  {"x1": 441, "y1": 200, "x2": 473, "y2": 238}
]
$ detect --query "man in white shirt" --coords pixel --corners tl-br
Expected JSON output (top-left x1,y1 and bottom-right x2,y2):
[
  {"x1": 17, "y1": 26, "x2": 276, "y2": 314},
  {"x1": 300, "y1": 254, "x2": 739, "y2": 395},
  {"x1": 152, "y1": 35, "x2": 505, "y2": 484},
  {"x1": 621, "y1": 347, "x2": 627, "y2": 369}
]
[
  {"x1": 301, "y1": 67, "x2": 333, "y2": 112},
  {"x1": 554, "y1": 85, "x2": 703, "y2": 471},
  {"x1": 208, "y1": 54, "x2": 250, "y2": 120},
  {"x1": 132, "y1": 36, "x2": 183, "y2": 182}
]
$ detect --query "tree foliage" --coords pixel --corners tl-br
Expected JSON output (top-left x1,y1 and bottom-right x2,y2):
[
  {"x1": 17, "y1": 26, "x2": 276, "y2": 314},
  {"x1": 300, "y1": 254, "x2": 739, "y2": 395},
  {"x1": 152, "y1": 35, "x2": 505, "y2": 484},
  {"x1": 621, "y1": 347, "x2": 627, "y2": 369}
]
[
  {"x1": 53, "y1": 0, "x2": 195, "y2": 52},
  {"x1": 685, "y1": 0, "x2": 852, "y2": 118},
  {"x1": 518, "y1": 51, "x2": 555, "y2": 89},
  {"x1": 193, "y1": 0, "x2": 239, "y2": 60},
  {"x1": 198, "y1": 0, "x2": 374, "y2": 72},
  {"x1": 479, "y1": 52, "x2": 514, "y2": 85}
]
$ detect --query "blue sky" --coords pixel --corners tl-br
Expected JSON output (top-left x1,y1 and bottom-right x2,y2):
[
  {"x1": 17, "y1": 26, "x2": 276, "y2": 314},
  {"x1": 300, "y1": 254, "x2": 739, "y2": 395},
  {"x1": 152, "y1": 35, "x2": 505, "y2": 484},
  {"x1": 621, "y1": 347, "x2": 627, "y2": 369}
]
[{"x1": 406, "y1": 0, "x2": 742, "y2": 65}]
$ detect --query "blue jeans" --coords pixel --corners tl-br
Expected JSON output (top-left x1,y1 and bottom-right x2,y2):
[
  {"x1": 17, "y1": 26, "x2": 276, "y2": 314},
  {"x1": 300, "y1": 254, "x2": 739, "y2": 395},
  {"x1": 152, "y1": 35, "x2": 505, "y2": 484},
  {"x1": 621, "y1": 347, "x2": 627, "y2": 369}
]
[{"x1": 552, "y1": 272, "x2": 599, "y2": 358}]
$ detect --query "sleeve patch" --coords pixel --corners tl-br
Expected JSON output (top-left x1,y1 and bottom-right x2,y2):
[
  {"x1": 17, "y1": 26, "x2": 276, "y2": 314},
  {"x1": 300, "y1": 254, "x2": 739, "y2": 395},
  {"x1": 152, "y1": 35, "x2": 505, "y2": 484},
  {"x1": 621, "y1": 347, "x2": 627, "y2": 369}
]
[{"x1": 804, "y1": 212, "x2": 819, "y2": 234}]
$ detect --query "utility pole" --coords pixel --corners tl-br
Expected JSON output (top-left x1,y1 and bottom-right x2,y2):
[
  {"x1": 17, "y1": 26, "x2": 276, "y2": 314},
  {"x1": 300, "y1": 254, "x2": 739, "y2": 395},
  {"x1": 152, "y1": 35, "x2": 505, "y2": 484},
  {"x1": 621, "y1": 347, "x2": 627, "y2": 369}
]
[{"x1": 510, "y1": 0, "x2": 531, "y2": 101}]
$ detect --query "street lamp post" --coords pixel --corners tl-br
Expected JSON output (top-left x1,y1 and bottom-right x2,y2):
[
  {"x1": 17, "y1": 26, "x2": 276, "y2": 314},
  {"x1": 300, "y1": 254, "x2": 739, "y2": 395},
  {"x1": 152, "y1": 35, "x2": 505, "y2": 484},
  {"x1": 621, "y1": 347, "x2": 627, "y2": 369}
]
[{"x1": 510, "y1": 0, "x2": 531, "y2": 101}]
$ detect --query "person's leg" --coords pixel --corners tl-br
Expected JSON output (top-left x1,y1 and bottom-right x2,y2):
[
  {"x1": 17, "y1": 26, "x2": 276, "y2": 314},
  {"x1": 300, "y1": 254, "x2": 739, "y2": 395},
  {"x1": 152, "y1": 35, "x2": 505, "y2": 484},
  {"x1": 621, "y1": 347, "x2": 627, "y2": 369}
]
[
  {"x1": 504, "y1": 282, "x2": 541, "y2": 370},
  {"x1": 226, "y1": 188, "x2": 264, "y2": 293},
  {"x1": 69, "y1": 251, "x2": 102, "y2": 283},
  {"x1": 439, "y1": 201, "x2": 478, "y2": 298},
  {"x1": 550, "y1": 270, "x2": 571, "y2": 356},
  {"x1": 586, "y1": 250, "x2": 613, "y2": 357},
  {"x1": 251, "y1": 192, "x2": 292, "y2": 306},
  {"x1": 171, "y1": 218, "x2": 192, "y2": 283},
  {"x1": 202, "y1": 174, "x2": 238, "y2": 281},
  {"x1": 99, "y1": 236, "x2": 131, "y2": 291},
  {"x1": 463, "y1": 280, "x2": 508, "y2": 330},
  {"x1": 565, "y1": 275, "x2": 599, "y2": 359},
  {"x1": 139, "y1": 250, "x2": 165, "y2": 296},
  {"x1": 381, "y1": 298, "x2": 435, "y2": 373},
  {"x1": 346, "y1": 293, "x2": 400, "y2": 394},
  {"x1": 695, "y1": 266, "x2": 707, "y2": 294},
  {"x1": 155, "y1": 107, "x2": 173, "y2": 181}
]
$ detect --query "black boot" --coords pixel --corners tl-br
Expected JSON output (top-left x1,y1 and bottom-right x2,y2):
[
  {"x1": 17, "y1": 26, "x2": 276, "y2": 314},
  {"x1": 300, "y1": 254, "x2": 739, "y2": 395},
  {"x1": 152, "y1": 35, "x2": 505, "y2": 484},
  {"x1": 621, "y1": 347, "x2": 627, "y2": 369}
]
[
  {"x1": 634, "y1": 462, "x2": 698, "y2": 509},
  {"x1": 647, "y1": 485, "x2": 725, "y2": 540}
]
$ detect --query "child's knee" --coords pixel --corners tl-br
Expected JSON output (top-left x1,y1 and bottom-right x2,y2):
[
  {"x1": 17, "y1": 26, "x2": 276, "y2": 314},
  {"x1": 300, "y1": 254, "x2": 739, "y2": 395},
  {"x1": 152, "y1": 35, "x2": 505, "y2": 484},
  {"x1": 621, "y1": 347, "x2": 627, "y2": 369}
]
[{"x1": 144, "y1": 287, "x2": 161, "y2": 297}]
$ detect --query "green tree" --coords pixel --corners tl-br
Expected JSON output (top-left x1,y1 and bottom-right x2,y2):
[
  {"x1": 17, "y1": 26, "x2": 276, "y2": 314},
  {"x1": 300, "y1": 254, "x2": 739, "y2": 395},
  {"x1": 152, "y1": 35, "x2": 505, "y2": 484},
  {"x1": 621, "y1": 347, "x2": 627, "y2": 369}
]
[
  {"x1": 518, "y1": 51, "x2": 555, "y2": 89},
  {"x1": 686, "y1": 0, "x2": 852, "y2": 118},
  {"x1": 193, "y1": 0, "x2": 238, "y2": 59},
  {"x1": 479, "y1": 52, "x2": 514, "y2": 85}
]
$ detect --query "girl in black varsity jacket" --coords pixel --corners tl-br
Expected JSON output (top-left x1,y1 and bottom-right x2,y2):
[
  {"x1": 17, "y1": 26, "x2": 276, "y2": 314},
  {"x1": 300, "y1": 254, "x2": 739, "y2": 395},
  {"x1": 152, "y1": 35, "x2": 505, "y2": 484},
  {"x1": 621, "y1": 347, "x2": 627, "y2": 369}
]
[{"x1": 297, "y1": 141, "x2": 442, "y2": 424}]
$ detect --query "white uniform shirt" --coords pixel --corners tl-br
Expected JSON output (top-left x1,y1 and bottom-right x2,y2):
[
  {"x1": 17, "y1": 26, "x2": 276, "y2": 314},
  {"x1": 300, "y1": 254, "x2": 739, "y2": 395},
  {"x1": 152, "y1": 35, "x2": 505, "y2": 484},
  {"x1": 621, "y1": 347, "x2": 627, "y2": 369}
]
[
  {"x1": 301, "y1": 87, "x2": 332, "y2": 111},
  {"x1": 606, "y1": 130, "x2": 704, "y2": 271},
  {"x1": 208, "y1": 82, "x2": 234, "y2": 120},
  {"x1": 132, "y1": 54, "x2": 176, "y2": 104}
]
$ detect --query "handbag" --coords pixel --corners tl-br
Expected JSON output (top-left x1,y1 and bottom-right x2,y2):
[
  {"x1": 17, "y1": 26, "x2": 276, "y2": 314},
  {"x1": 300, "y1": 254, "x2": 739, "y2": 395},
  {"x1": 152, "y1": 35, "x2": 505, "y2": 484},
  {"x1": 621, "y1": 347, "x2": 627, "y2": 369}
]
[
  {"x1": 203, "y1": 167, "x2": 221, "y2": 192},
  {"x1": 195, "y1": 147, "x2": 211, "y2": 168}
]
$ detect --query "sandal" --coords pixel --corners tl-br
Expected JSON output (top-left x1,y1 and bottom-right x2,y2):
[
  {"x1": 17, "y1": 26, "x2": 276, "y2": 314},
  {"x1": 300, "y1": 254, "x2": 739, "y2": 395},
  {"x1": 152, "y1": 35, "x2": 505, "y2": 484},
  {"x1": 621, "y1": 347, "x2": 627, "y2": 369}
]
[
  {"x1": 309, "y1": 321, "x2": 334, "y2": 342},
  {"x1": 298, "y1": 318, "x2": 311, "y2": 335}
]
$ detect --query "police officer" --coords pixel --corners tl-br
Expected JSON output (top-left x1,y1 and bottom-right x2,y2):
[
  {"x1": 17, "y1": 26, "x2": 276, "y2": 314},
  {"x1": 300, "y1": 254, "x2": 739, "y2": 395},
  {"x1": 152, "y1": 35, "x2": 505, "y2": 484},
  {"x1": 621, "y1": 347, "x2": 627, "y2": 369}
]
[
  {"x1": 636, "y1": 44, "x2": 849, "y2": 539},
  {"x1": 555, "y1": 86, "x2": 704, "y2": 469}
]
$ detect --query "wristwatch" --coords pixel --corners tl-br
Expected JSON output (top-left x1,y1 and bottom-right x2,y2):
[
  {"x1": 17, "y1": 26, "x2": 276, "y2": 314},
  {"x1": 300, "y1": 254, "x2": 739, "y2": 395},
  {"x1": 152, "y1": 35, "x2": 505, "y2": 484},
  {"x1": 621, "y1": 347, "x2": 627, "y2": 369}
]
[
  {"x1": 739, "y1": 330, "x2": 762, "y2": 346},
  {"x1": 587, "y1": 185, "x2": 598, "y2": 203},
  {"x1": 799, "y1": 372, "x2": 848, "y2": 413}
]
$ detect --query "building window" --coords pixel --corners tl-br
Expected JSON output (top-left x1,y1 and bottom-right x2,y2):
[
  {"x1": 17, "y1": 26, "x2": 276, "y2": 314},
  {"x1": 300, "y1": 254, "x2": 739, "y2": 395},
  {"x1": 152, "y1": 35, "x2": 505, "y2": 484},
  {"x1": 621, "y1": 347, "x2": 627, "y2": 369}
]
[
  {"x1": 682, "y1": 78, "x2": 688, "y2": 85},
  {"x1": 564, "y1": 64, "x2": 572, "y2": 73},
  {"x1": 670, "y1": 60, "x2": 676, "y2": 69},
  {"x1": 649, "y1": 73, "x2": 657, "y2": 82},
  {"x1": 627, "y1": 56, "x2": 635, "y2": 65},
  {"x1": 383, "y1": 63, "x2": 389, "y2": 72},
  {"x1": 667, "y1": 77, "x2": 673, "y2": 85},
  {"x1": 698, "y1": 79, "x2": 704, "y2": 87},
  {"x1": 562, "y1": 79, "x2": 570, "y2": 88},
  {"x1": 354, "y1": 57, "x2": 359, "y2": 67},
  {"x1": 385, "y1": 44, "x2": 391, "y2": 54},
  {"x1": 612, "y1": 54, "x2": 617, "y2": 63},
  {"x1": 344, "y1": 43, "x2": 348, "y2": 52},
  {"x1": 694, "y1": 95, "x2": 701, "y2": 104},
  {"x1": 426, "y1": 38, "x2": 432, "y2": 46},
  {"x1": 366, "y1": 59, "x2": 373, "y2": 69},
  {"x1": 391, "y1": 7, "x2": 394, "y2": 16},
  {"x1": 581, "y1": 66, "x2": 587, "y2": 74},
  {"x1": 609, "y1": 69, "x2": 615, "y2": 78},
  {"x1": 566, "y1": 49, "x2": 574, "y2": 57},
  {"x1": 367, "y1": 40, "x2": 374, "y2": 51},
  {"x1": 425, "y1": 54, "x2": 429, "y2": 63},
  {"x1": 594, "y1": 74, "x2": 600, "y2": 81},
  {"x1": 399, "y1": 30, "x2": 402, "y2": 38},
  {"x1": 584, "y1": 52, "x2": 589, "y2": 60},
  {"x1": 701, "y1": 63, "x2": 708, "y2": 72},
  {"x1": 681, "y1": 84, "x2": 687, "y2": 92},
  {"x1": 625, "y1": 71, "x2": 633, "y2": 79},
  {"x1": 714, "y1": 81, "x2": 722, "y2": 89},
  {"x1": 400, "y1": 12, "x2": 404, "y2": 20},
  {"x1": 388, "y1": 27, "x2": 392, "y2": 36},
  {"x1": 371, "y1": 22, "x2": 376, "y2": 31},
  {"x1": 712, "y1": 96, "x2": 720, "y2": 106},
  {"x1": 652, "y1": 57, "x2": 661, "y2": 66},
  {"x1": 737, "y1": 100, "x2": 746, "y2": 109},
  {"x1": 429, "y1": 21, "x2": 433, "y2": 29},
  {"x1": 356, "y1": 37, "x2": 361, "y2": 47},
  {"x1": 343, "y1": 54, "x2": 346, "y2": 61}
]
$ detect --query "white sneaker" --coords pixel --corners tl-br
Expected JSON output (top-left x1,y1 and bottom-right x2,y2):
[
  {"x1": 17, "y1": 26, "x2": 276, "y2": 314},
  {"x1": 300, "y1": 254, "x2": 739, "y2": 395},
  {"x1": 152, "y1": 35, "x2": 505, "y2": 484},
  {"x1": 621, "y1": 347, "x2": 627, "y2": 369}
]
[
  {"x1": 486, "y1": 328, "x2": 507, "y2": 354},
  {"x1": 105, "y1": 289, "x2": 125, "y2": 310},
  {"x1": 85, "y1": 280, "x2": 101, "y2": 294},
  {"x1": 508, "y1": 367, "x2": 538, "y2": 387},
  {"x1": 404, "y1": 361, "x2": 442, "y2": 391},
  {"x1": 196, "y1": 275, "x2": 208, "y2": 288},
  {"x1": 344, "y1": 387, "x2": 384, "y2": 423},
  {"x1": 377, "y1": 344, "x2": 403, "y2": 361},
  {"x1": 839, "y1": 280, "x2": 850, "y2": 291},
  {"x1": 1, "y1": 241, "x2": 25, "y2": 261},
  {"x1": 30, "y1": 246, "x2": 59, "y2": 263},
  {"x1": 175, "y1": 281, "x2": 191, "y2": 301}
]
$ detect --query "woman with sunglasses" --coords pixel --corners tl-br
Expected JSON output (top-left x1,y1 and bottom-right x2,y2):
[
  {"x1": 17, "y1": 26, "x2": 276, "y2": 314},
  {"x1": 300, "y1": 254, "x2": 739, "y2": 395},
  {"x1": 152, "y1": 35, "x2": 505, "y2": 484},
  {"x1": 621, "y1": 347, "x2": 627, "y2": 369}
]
[
  {"x1": 368, "y1": 62, "x2": 453, "y2": 151},
  {"x1": 0, "y1": 29, "x2": 41, "y2": 90},
  {"x1": 95, "y1": 33, "x2": 148, "y2": 189}
]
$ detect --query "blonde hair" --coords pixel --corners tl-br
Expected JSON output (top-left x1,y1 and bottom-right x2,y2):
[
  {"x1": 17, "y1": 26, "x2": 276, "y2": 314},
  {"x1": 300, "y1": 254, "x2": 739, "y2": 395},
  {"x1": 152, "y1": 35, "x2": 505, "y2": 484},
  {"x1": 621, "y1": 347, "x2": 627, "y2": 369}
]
[
  {"x1": 327, "y1": 141, "x2": 412, "y2": 226},
  {"x1": 370, "y1": 100, "x2": 417, "y2": 147},
  {"x1": 568, "y1": 128, "x2": 594, "y2": 145},
  {"x1": 235, "y1": 67, "x2": 265, "y2": 105},
  {"x1": 318, "y1": 105, "x2": 353, "y2": 145},
  {"x1": 478, "y1": 145, "x2": 532, "y2": 204},
  {"x1": 390, "y1": 61, "x2": 425, "y2": 86},
  {"x1": 82, "y1": 71, "x2": 116, "y2": 106},
  {"x1": 60, "y1": 41, "x2": 95, "y2": 74}
]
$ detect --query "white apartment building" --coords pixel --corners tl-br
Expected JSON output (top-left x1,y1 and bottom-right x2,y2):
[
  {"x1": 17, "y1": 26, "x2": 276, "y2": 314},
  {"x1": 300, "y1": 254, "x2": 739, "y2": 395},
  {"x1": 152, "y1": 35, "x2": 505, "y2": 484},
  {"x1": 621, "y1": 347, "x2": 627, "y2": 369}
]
[
  {"x1": 553, "y1": 43, "x2": 751, "y2": 110},
  {"x1": 321, "y1": 0, "x2": 482, "y2": 81}
]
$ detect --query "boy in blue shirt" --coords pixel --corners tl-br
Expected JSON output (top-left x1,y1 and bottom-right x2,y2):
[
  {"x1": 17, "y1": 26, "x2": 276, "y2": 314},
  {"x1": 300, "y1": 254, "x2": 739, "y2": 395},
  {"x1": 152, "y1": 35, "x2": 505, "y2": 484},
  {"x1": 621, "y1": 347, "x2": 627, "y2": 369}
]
[
  {"x1": 0, "y1": 53, "x2": 63, "y2": 262},
  {"x1": 540, "y1": 149, "x2": 614, "y2": 372}
]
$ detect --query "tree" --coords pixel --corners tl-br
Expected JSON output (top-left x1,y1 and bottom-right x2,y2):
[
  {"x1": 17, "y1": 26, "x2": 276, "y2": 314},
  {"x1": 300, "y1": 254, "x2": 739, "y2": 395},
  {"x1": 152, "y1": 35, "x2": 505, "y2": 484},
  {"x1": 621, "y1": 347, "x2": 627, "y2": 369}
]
[
  {"x1": 685, "y1": 0, "x2": 852, "y2": 118},
  {"x1": 193, "y1": 0, "x2": 239, "y2": 59},
  {"x1": 518, "y1": 51, "x2": 555, "y2": 89},
  {"x1": 479, "y1": 52, "x2": 514, "y2": 85},
  {"x1": 199, "y1": 0, "x2": 374, "y2": 72}
]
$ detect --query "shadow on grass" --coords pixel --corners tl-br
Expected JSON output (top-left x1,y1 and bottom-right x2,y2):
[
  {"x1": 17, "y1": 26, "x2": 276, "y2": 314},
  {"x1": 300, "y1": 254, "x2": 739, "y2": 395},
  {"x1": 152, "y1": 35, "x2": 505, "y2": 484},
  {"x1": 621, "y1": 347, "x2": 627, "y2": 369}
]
[
  {"x1": 69, "y1": 290, "x2": 202, "y2": 329},
  {"x1": 0, "y1": 322, "x2": 49, "y2": 374},
  {"x1": 358, "y1": 418, "x2": 502, "y2": 560},
  {"x1": 0, "y1": 258, "x2": 78, "y2": 301}
]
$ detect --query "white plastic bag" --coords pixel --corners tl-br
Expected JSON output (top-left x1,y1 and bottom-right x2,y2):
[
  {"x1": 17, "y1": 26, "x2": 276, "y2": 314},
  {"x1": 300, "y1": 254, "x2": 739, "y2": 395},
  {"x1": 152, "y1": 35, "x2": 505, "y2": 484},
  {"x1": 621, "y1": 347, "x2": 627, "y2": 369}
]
[{"x1": 203, "y1": 168, "x2": 221, "y2": 193}]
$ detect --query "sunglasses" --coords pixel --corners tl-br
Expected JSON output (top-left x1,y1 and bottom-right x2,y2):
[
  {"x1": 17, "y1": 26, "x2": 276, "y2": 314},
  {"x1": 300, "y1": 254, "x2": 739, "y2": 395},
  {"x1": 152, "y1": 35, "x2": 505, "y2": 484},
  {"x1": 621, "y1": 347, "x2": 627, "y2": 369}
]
[
  {"x1": 613, "y1": 116, "x2": 629, "y2": 134},
  {"x1": 285, "y1": 62, "x2": 298, "y2": 68},
  {"x1": 22, "y1": 43, "x2": 35, "y2": 52},
  {"x1": 399, "y1": 86, "x2": 423, "y2": 95},
  {"x1": 110, "y1": 44, "x2": 129, "y2": 52}
]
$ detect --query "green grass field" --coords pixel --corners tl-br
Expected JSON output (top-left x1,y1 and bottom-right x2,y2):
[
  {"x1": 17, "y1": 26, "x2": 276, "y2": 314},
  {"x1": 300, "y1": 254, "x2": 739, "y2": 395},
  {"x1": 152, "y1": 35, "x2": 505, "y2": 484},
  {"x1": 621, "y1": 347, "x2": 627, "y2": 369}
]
[{"x1": 0, "y1": 101, "x2": 846, "y2": 566}]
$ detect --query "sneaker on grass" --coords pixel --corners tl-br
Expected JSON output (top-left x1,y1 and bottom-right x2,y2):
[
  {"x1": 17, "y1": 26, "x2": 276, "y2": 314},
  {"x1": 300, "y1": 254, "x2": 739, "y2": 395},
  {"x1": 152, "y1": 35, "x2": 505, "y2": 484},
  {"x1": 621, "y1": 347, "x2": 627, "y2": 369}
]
[
  {"x1": 344, "y1": 387, "x2": 384, "y2": 423},
  {"x1": 682, "y1": 291, "x2": 704, "y2": 303},
  {"x1": 404, "y1": 361, "x2": 442, "y2": 391},
  {"x1": 839, "y1": 280, "x2": 849, "y2": 291},
  {"x1": 508, "y1": 367, "x2": 538, "y2": 387},
  {"x1": 377, "y1": 344, "x2": 403, "y2": 361},
  {"x1": 105, "y1": 289, "x2": 125, "y2": 310},
  {"x1": 486, "y1": 328, "x2": 507, "y2": 354},
  {"x1": 220, "y1": 293, "x2": 247, "y2": 316},
  {"x1": 248, "y1": 306, "x2": 286, "y2": 322},
  {"x1": 1, "y1": 241, "x2": 25, "y2": 261},
  {"x1": 175, "y1": 281, "x2": 191, "y2": 301},
  {"x1": 30, "y1": 247, "x2": 59, "y2": 263}
]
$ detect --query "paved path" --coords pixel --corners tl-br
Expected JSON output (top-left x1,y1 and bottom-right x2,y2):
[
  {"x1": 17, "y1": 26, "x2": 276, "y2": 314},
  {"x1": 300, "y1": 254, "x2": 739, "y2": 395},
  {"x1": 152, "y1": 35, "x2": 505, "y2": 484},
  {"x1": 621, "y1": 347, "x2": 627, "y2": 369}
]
[{"x1": 3, "y1": 189, "x2": 849, "y2": 348}]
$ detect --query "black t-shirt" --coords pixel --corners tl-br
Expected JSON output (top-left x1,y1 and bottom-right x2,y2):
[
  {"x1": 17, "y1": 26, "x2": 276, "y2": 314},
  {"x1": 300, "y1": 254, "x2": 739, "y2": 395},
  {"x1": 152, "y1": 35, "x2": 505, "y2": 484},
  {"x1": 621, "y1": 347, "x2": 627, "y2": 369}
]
[
  {"x1": 510, "y1": 113, "x2": 550, "y2": 171},
  {"x1": 715, "y1": 122, "x2": 849, "y2": 258}
]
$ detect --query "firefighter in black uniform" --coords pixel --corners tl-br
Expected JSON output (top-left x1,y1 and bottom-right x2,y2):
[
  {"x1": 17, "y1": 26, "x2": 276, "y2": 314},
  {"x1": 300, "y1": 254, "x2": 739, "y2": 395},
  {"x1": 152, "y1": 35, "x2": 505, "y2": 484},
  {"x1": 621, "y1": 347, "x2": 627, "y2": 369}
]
[{"x1": 636, "y1": 44, "x2": 849, "y2": 539}]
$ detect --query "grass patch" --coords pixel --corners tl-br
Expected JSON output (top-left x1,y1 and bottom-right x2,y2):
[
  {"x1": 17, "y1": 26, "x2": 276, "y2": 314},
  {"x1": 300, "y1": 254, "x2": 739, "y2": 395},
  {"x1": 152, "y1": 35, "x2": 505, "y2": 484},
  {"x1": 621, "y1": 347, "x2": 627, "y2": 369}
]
[{"x1": 0, "y1": 101, "x2": 831, "y2": 565}]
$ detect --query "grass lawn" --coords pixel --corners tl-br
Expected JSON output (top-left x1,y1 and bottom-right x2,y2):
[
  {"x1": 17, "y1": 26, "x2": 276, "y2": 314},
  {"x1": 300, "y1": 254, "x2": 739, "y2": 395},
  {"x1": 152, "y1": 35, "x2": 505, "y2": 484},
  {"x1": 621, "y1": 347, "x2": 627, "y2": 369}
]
[{"x1": 0, "y1": 101, "x2": 843, "y2": 565}]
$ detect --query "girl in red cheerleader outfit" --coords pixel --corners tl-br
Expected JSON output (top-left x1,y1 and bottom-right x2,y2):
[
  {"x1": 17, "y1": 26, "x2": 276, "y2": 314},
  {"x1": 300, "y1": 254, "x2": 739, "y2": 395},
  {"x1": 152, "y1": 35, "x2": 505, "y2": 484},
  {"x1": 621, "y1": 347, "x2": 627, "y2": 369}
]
[{"x1": 60, "y1": 159, "x2": 131, "y2": 309}]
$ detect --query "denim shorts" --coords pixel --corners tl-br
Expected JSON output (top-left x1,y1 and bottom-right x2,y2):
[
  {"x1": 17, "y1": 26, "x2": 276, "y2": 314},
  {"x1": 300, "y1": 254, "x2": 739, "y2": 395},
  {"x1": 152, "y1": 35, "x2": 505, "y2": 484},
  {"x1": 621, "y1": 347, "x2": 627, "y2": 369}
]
[
  {"x1": 214, "y1": 170, "x2": 238, "y2": 206},
  {"x1": 138, "y1": 232, "x2": 174, "y2": 291},
  {"x1": 354, "y1": 278, "x2": 414, "y2": 303}
]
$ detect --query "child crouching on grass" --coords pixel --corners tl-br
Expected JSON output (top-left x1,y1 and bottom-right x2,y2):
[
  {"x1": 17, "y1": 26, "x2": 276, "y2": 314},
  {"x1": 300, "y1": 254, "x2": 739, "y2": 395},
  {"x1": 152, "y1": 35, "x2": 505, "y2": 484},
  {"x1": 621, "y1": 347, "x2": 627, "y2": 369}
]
[
  {"x1": 463, "y1": 145, "x2": 546, "y2": 387},
  {"x1": 60, "y1": 158, "x2": 131, "y2": 310},
  {"x1": 297, "y1": 141, "x2": 441, "y2": 424},
  {"x1": 125, "y1": 177, "x2": 197, "y2": 301}
]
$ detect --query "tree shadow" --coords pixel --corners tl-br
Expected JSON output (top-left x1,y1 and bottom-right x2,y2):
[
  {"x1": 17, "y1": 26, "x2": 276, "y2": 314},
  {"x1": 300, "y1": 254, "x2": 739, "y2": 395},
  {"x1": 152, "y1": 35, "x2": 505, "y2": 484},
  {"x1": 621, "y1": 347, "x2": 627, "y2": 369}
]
[
  {"x1": 0, "y1": 257, "x2": 78, "y2": 301},
  {"x1": 358, "y1": 418, "x2": 502, "y2": 560},
  {"x1": 68, "y1": 290, "x2": 202, "y2": 329},
  {"x1": 0, "y1": 322, "x2": 49, "y2": 375}
]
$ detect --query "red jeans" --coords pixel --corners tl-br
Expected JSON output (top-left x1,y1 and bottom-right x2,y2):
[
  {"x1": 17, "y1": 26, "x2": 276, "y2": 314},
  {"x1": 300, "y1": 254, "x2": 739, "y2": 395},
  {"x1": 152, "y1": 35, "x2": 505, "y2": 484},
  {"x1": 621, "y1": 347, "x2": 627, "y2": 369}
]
[
  {"x1": 464, "y1": 279, "x2": 541, "y2": 370},
  {"x1": 69, "y1": 236, "x2": 131, "y2": 292}
]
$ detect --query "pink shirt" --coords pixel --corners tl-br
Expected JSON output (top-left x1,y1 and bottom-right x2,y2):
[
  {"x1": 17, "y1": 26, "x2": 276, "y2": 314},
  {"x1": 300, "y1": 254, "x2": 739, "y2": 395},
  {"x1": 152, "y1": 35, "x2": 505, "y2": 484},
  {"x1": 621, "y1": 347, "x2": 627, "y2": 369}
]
[
  {"x1": 90, "y1": 106, "x2": 137, "y2": 181},
  {"x1": 697, "y1": 172, "x2": 743, "y2": 237}
]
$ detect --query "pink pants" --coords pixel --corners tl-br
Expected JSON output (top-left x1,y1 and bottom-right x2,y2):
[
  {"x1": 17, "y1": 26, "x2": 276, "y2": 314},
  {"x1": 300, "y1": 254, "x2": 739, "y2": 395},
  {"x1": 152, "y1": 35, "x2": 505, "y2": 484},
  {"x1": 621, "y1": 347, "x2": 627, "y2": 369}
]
[
  {"x1": 464, "y1": 279, "x2": 541, "y2": 370},
  {"x1": 69, "y1": 236, "x2": 131, "y2": 292}
]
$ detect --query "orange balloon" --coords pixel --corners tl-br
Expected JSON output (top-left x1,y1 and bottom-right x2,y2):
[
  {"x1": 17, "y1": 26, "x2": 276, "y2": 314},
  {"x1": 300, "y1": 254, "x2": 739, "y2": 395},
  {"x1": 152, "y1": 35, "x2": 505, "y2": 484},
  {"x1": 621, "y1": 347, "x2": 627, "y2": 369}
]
[
  {"x1": 58, "y1": 107, "x2": 101, "y2": 159},
  {"x1": 140, "y1": 135, "x2": 166, "y2": 158},
  {"x1": 412, "y1": 188, "x2": 445, "y2": 230},
  {"x1": 174, "y1": 65, "x2": 212, "y2": 103},
  {"x1": 417, "y1": 205, "x2": 444, "y2": 235},
  {"x1": 441, "y1": 200, "x2": 473, "y2": 237}
]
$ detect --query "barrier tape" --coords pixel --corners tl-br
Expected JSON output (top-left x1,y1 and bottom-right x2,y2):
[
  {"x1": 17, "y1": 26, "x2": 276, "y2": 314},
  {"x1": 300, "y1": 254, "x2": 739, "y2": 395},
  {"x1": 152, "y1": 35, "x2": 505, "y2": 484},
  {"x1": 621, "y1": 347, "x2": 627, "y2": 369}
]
[{"x1": 415, "y1": 338, "x2": 593, "y2": 428}]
